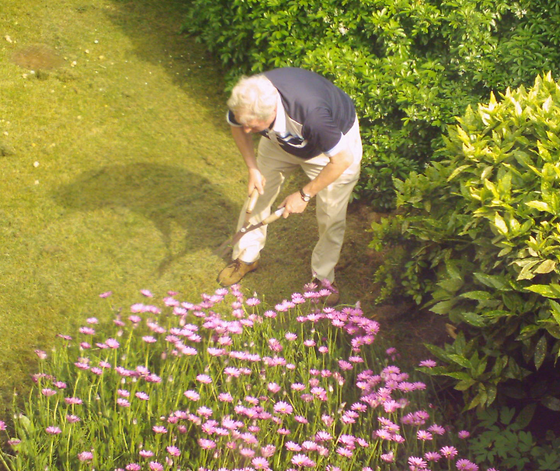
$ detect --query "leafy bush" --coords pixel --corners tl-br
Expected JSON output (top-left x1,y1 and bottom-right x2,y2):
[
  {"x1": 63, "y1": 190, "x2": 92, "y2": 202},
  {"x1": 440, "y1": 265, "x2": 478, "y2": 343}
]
[
  {"x1": 182, "y1": 0, "x2": 560, "y2": 209},
  {"x1": 0, "y1": 286, "x2": 483, "y2": 470},
  {"x1": 467, "y1": 405, "x2": 560, "y2": 471},
  {"x1": 374, "y1": 73, "x2": 560, "y2": 410}
]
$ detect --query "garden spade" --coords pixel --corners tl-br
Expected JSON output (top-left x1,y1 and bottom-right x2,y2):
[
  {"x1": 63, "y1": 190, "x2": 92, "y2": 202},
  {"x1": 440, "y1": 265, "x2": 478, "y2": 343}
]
[{"x1": 214, "y1": 189, "x2": 285, "y2": 259}]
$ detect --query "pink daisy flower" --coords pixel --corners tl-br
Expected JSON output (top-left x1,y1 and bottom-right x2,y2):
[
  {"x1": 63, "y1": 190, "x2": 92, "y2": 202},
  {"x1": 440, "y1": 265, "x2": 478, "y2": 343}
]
[
  {"x1": 273, "y1": 401, "x2": 293, "y2": 414},
  {"x1": 302, "y1": 441, "x2": 317, "y2": 451},
  {"x1": 78, "y1": 451, "x2": 93, "y2": 461},
  {"x1": 105, "y1": 338, "x2": 120, "y2": 349},
  {"x1": 286, "y1": 442, "x2": 302, "y2": 451},
  {"x1": 456, "y1": 459, "x2": 478, "y2": 471},
  {"x1": 224, "y1": 367, "x2": 241, "y2": 377},
  {"x1": 64, "y1": 397, "x2": 83, "y2": 405},
  {"x1": 35, "y1": 350, "x2": 48, "y2": 359},
  {"x1": 252, "y1": 457, "x2": 269, "y2": 470},
  {"x1": 218, "y1": 392, "x2": 233, "y2": 402},
  {"x1": 261, "y1": 444, "x2": 276, "y2": 457},
  {"x1": 117, "y1": 398, "x2": 130, "y2": 407},
  {"x1": 440, "y1": 446, "x2": 458, "y2": 458},
  {"x1": 291, "y1": 454, "x2": 309, "y2": 467},
  {"x1": 315, "y1": 431, "x2": 333, "y2": 442},
  {"x1": 425, "y1": 451, "x2": 441, "y2": 461},
  {"x1": 428, "y1": 424, "x2": 446, "y2": 435},
  {"x1": 184, "y1": 390, "x2": 200, "y2": 401},
  {"x1": 239, "y1": 447, "x2": 255, "y2": 458},
  {"x1": 198, "y1": 438, "x2": 216, "y2": 449},
  {"x1": 197, "y1": 406, "x2": 213, "y2": 418},
  {"x1": 417, "y1": 430, "x2": 433, "y2": 441},
  {"x1": 268, "y1": 382, "x2": 282, "y2": 393},
  {"x1": 166, "y1": 446, "x2": 181, "y2": 457},
  {"x1": 291, "y1": 382, "x2": 306, "y2": 391},
  {"x1": 246, "y1": 297, "x2": 261, "y2": 306},
  {"x1": 336, "y1": 447, "x2": 353, "y2": 458},
  {"x1": 408, "y1": 456, "x2": 427, "y2": 469}
]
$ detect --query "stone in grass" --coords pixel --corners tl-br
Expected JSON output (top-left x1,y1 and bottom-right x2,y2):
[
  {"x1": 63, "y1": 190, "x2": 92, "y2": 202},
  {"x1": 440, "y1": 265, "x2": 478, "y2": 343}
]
[{"x1": 0, "y1": 142, "x2": 16, "y2": 157}]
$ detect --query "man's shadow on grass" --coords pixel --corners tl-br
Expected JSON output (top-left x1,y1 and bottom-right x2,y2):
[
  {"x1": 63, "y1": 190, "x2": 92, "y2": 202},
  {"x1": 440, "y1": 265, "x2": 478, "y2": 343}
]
[{"x1": 53, "y1": 162, "x2": 237, "y2": 275}]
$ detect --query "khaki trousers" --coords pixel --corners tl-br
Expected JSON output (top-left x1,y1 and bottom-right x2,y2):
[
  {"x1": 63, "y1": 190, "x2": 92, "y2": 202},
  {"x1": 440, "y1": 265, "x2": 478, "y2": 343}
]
[{"x1": 233, "y1": 118, "x2": 362, "y2": 282}]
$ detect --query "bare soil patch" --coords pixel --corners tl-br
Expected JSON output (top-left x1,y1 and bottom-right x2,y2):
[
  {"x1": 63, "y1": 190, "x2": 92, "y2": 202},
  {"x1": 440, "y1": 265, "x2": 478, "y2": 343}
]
[{"x1": 11, "y1": 44, "x2": 65, "y2": 70}]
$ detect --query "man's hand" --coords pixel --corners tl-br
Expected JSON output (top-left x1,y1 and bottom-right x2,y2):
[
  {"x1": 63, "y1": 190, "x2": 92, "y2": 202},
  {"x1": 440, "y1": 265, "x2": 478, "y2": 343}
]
[
  {"x1": 248, "y1": 168, "x2": 266, "y2": 195},
  {"x1": 230, "y1": 126, "x2": 267, "y2": 195},
  {"x1": 279, "y1": 191, "x2": 308, "y2": 218},
  {"x1": 279, "y1": 149, "x2": 354, "y2": 218}
]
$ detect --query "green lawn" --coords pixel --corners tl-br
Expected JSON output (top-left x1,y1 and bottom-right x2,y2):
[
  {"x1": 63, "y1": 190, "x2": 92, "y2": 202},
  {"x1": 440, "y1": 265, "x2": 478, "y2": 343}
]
[{"x1": 0, "y1": 0, "x2": 380, "y2": 415}]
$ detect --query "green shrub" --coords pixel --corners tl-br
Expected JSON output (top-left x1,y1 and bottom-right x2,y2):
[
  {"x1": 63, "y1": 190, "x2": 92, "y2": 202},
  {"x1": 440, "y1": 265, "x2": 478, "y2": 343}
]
[
  {"x1": 183, "y1": 0, "x2": 560, "y2": 209},
  {"x1": 375, "y1": 73, "x2": 560, "y2": 410},
  {"x1": 467, "y1": 405, "x2": 560, "y2": 471}
]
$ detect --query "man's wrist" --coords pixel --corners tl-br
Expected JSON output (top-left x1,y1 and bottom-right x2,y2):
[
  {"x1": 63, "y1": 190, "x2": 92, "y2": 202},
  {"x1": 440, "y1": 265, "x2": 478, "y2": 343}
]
[{"x1": 299, "y1": 188, "x2": 312, "y2": 202}]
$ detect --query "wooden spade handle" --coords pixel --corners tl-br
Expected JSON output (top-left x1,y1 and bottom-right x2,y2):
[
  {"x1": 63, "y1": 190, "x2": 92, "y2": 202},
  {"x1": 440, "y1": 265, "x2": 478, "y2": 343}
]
[
  {"x1": 246, "y1": 188, "x2": 259, "y2": 215},
  {"x1": 262, "y1": 207, "x2": 285, "y2": 225}
]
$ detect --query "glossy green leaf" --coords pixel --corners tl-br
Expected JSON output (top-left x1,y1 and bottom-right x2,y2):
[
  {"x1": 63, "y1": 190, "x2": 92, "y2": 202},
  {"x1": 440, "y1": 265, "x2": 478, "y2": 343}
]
[
  {"x1": 526, "y1": 284, "x2": 560, "y2": 298},
  {"x1": 455, "y1": 378, "x2": 477, "y2": 391},
  {"x1": 541, "y1": 395, "x2": 560, "y2": 412},
  {"x1": 534, "y1": 335, "x2": 547, "y2": 370},
  {"x1": 534, "y1": 260, "x2": 556, "y2": 274},
  {"x1": 461, "y1": 311, "x2": 487, "y2": 327},
  {"x1": 513, "y1": 404, "x2": 537, "y2": 430},
  {"x1": 447, "y1": 353, "x2": 472, "y2": 369},
  {"x1": 549, "y1": 299, "x2": 560, "y2": 325}
]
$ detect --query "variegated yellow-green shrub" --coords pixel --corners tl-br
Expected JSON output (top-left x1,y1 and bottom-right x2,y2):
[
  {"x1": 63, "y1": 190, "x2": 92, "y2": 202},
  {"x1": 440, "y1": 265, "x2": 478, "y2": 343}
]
[{"x1": 371, "y1": 73, "x2": 560, "y2": 411}]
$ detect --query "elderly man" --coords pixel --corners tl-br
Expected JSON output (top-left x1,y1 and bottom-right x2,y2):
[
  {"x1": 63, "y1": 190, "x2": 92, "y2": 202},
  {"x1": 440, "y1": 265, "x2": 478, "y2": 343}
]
[{"x1": 217, "y1": 67, "x2": 362, "y2": 304}]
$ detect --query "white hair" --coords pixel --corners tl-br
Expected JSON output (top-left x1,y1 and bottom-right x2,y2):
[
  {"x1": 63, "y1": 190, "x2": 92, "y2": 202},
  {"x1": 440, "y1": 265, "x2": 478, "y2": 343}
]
[{"x1": 227, "y1": 74, "x2": 278, "y2": 124}]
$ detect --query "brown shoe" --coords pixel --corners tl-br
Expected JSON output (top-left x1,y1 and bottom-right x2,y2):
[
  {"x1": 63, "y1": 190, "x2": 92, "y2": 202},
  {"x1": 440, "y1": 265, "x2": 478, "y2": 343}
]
[
  {"x1": 325, "y1": 288, "x2": 340, "y2": 306},
  {"x1": 217, "y1": 259, "x2": 258, "y2": 286},
  {"x1": 309, "y1": 278, "x2": 340, "y2": 306}
]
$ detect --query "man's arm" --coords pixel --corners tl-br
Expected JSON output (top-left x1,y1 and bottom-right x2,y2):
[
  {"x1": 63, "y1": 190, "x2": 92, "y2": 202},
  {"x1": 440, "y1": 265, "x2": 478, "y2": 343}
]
[
  {"x1": 230, "y1": 126, "x2": 266, "y2": 195},
  {"x1": 279, "y1": 148, "x2": 354, "y2": 217}
]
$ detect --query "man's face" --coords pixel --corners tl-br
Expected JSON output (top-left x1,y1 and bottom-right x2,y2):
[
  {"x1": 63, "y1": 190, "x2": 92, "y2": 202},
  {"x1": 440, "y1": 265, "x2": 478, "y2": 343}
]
[{"x1": 235, "y1": 110, "x2": 276, "y2": 134}]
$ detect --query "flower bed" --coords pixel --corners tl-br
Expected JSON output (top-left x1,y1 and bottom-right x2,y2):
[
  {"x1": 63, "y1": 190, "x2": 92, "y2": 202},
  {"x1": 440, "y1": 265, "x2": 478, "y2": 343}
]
[{"x1": 0, "y1": 283, "x2": 483, "y2": 470}]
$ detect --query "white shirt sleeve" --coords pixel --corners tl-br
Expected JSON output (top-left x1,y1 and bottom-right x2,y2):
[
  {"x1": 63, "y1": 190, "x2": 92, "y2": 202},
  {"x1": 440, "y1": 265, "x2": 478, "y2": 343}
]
[{"x1": 324, "y1": 132, "x2": 347, "y2": 157}]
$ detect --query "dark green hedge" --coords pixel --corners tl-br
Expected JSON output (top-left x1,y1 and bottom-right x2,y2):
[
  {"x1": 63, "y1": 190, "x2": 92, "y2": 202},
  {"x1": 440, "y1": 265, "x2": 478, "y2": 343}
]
[{"x1": 183, "y1": 0, "x2": 560, "y2": 209}]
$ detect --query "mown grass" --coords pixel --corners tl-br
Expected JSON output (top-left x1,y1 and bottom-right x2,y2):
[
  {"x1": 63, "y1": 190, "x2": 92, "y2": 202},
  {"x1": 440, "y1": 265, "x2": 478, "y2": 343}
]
[{"x1": 0, "y1": 0, "x2": 380, "y2": 416}]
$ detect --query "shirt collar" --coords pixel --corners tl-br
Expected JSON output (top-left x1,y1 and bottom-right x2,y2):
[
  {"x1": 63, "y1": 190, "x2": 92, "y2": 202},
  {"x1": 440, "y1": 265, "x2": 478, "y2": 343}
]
[{"x1": 271, "y1": 94, "x2": 287, "y2": 136}]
